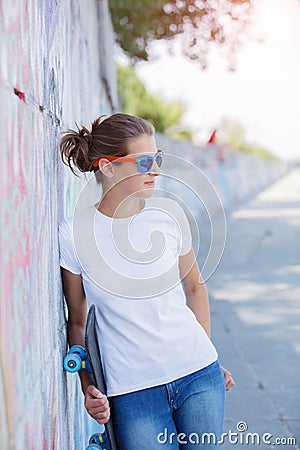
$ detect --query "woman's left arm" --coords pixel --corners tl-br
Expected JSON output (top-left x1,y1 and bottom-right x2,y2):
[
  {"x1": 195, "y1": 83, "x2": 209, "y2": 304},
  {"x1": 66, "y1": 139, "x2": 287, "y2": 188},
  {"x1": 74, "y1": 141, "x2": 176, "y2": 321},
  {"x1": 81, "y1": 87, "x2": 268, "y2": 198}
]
[
  {"x1": 179, "y1": 248, "x2": 235, "y2": 391},
  {"x1": 179, "y1": 247, "x2": 211, "y2": 337}
]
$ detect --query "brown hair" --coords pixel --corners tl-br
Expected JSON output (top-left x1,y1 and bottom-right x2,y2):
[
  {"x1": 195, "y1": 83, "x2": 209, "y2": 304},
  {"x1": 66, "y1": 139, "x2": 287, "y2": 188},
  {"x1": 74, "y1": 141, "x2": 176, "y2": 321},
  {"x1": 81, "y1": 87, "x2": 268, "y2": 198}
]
[{"x1": 59, "y1": 113, "x2": 155, "y2": 176}]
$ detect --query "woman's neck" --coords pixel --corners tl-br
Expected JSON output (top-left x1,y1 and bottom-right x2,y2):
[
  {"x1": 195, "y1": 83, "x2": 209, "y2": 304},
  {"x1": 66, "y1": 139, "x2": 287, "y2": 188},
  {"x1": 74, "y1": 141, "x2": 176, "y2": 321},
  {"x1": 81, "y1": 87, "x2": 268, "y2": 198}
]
[{"x1": 97, "y1": 192, "x2": 145, "y2": 219}]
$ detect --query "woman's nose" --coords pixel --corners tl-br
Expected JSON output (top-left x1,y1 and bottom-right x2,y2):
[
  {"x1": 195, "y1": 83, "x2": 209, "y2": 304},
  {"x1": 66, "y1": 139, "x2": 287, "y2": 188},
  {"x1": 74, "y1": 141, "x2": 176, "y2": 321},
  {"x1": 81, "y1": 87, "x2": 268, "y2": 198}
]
[{"x1": 150, "y1": 161, "x2": 162, "y2": 175}]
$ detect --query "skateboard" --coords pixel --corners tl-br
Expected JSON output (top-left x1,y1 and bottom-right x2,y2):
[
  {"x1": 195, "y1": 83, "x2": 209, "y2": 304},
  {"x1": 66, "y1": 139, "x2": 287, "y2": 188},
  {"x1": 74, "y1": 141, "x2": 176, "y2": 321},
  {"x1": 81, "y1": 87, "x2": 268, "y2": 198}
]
[{"x1": 64, "y1": 305, "x2": 118, "y2": 450}]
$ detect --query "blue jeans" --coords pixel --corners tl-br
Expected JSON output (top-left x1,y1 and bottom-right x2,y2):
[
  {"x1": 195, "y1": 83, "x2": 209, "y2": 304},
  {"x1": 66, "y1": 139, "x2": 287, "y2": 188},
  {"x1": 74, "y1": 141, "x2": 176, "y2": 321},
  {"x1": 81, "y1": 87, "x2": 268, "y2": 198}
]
[{"x1": 109, "y1": 360, "x2": 226, "y2": 449}]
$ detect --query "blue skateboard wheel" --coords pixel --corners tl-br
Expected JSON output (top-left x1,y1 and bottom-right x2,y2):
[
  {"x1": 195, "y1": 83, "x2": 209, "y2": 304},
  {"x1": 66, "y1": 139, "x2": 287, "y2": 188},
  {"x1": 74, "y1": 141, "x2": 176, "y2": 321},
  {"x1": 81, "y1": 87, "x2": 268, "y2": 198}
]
[
  {"x1": 86, "y1": 445, "x2": 102, "y2": 450},
  {"x1": 70, "y1": 346, "x2": 92, "y2": 372},
  {"x1": 69, "y1": 345, "x2": 86, "y2": 359},
  {"x1": 63, "y1": 353, "x2": 82, "y2": 372},
  {"x1": 63, "y1": 345, "x2": 88, "y2": 372}
]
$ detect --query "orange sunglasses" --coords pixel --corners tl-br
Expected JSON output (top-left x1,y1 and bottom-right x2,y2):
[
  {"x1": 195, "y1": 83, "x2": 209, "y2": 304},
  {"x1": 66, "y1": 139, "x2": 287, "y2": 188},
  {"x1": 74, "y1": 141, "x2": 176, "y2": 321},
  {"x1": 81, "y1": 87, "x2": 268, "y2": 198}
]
[{"x1": 93, "y1": 150, "x2": 164, "y2": 174}]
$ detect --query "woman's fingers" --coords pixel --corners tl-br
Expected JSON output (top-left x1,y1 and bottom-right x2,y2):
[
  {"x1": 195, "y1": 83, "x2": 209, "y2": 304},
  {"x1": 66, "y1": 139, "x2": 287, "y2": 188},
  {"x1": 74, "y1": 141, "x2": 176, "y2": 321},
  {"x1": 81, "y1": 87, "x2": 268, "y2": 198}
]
[
  {"x1": 85, "y1": 385, "x2": 103, "y2": 399},
  {"x1": 221, "y1": 366, "x2": 235, "y2": 391},
  {"x1": 84, "y1": 385, "x2": 110, "y2": 424},
  {"x1": 88, "y1": 406, "x2": 110, "y2": 424},
  {"x1": 226, "y1": 375, "x2": 235, "y2": 391}
]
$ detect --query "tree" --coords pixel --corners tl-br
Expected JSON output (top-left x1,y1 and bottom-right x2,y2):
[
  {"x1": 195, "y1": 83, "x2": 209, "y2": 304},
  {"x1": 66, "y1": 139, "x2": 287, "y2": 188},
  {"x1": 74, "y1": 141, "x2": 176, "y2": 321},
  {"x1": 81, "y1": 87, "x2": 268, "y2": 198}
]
[
  {"x1": 109, "y1": 0, "x2": 255, "y2": 69},
  {"x1": 217, "y1": 118, "x2": 278, "y2": 160},
  {"x1": 117, "y1": 64, "x2": 193, "y2": 139}
]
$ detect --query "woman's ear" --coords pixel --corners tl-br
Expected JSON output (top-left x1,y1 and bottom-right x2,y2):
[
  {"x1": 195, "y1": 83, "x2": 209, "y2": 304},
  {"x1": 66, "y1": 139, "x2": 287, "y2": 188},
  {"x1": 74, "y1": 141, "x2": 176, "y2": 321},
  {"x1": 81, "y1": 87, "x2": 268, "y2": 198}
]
[{"x1": 98, "y1": 159, "x2": 115, "y2": 177}]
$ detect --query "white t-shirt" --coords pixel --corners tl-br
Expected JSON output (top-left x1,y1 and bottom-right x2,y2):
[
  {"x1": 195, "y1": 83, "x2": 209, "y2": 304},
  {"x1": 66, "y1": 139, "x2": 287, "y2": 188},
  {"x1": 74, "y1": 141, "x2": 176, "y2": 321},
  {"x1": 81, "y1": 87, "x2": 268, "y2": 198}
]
[{"x1": 59, "y1": 197, "x2": 218, "y2": 396}]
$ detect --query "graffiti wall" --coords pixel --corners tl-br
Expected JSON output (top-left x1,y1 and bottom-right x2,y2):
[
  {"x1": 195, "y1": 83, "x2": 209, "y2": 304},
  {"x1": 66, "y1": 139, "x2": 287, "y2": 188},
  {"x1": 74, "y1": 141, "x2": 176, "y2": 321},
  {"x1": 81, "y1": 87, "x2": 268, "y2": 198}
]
[{"x1": 0, "y1": 1, "x2": 117, "y2": 449}]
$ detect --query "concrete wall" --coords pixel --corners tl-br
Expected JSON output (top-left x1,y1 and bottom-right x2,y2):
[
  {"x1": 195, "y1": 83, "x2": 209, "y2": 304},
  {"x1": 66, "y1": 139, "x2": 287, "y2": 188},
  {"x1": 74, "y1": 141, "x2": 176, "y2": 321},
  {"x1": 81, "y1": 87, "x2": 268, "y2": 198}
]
[
  {"x1": 156, "y1": 133, "x2": 286, "y2": 220},
  {"x1": 0, "y1": 1, "x2": 117, "y2": 449}
]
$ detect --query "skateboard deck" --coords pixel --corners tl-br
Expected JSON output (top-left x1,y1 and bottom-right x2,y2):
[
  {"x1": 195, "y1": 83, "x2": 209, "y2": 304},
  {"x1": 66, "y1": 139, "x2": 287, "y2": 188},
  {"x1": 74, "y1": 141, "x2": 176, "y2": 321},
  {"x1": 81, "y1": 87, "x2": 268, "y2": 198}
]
[{"x1": 85, "y1": 304, "x2": 118, "y2": 450}]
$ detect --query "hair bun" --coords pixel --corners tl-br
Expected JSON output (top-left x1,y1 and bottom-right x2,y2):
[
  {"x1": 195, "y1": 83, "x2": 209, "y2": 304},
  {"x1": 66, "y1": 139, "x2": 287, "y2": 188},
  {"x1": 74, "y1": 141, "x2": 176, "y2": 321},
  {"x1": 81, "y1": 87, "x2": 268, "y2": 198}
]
[{"x1": 59, "y1": 124, "x2": 93, "y2": 175}]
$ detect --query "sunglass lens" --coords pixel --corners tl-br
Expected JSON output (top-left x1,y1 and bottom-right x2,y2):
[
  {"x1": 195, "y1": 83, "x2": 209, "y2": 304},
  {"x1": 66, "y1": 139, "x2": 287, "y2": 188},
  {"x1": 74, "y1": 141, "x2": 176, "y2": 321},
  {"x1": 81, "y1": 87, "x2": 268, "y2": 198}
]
[
  {"x1": 139, "y1": 157, "x2": 153, "y2": 173},
  {"x1": 156, "y1": 154, "x2": 163, "y2": 167}
]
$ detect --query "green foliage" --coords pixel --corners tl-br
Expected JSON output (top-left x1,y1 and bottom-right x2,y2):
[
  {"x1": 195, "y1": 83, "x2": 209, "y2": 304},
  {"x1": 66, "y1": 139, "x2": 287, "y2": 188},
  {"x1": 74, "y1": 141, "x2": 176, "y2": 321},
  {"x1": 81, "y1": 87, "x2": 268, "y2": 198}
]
[
  {"x1": 117, "y1": 64, "x2": 193, "y2": 139},
  {"x1": 237, "y1": 142, "x2": 278, "y2": 160},
  {"x1": 109, "y1": 0, "x2": 254, "y2": 69},
  {"x1": 218, "y1": 118, "x2": 245, "y2": 149},
  {"x1": 218, "y1": 118, "x2": 277, "y2": 160}
]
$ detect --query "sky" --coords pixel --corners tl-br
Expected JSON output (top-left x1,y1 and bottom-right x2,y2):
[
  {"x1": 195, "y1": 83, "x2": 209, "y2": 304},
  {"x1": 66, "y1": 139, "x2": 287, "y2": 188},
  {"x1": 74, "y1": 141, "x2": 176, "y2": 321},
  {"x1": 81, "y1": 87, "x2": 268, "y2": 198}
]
[{"x1": 133, "y1": 0, "x2": 300, "y2": 162}]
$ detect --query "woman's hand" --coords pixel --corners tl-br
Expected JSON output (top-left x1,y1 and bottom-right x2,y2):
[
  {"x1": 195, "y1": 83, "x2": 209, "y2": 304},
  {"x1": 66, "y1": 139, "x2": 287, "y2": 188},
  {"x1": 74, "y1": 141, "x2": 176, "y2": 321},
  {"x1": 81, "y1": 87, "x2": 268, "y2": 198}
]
[
  {"x1": 221, "y1": 366, "x2": 235, "y2": 391},
  {"x1": 84, "y1": 385, "x2": 110, "y2": 424}
]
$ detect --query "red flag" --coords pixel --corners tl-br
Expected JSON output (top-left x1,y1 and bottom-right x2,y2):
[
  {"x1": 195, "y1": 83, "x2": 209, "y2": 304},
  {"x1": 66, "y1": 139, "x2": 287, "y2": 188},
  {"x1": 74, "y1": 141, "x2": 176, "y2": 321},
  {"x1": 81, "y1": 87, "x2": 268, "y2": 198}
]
[{"x1": 207, "y1": 129, "x2": 217, "y2": 145}]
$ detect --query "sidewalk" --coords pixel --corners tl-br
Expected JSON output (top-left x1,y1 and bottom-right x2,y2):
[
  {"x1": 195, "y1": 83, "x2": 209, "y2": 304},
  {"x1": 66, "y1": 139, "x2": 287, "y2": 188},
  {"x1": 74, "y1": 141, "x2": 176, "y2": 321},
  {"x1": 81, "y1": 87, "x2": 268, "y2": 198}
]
[{"x1": 205, "y1": 168, "x2": 300, "y2": 449}]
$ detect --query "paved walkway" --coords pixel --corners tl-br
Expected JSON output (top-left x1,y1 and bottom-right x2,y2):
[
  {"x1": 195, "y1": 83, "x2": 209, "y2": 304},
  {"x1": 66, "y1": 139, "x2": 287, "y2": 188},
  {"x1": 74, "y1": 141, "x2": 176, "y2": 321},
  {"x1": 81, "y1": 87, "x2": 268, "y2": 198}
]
[{"x1": 205, "y1": 168, "x2": 300, "y2": 449}]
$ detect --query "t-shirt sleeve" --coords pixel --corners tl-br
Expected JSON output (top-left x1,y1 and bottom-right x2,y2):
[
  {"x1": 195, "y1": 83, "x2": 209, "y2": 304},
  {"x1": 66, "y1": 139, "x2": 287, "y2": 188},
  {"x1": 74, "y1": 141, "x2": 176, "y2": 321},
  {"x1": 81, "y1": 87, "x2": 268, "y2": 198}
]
[
  {"x1": 58, "y1": 218, "x2": 82, "y2": 274},
  {"x1": 173, "y1": 201, "x2": 193, "y2": 256}
]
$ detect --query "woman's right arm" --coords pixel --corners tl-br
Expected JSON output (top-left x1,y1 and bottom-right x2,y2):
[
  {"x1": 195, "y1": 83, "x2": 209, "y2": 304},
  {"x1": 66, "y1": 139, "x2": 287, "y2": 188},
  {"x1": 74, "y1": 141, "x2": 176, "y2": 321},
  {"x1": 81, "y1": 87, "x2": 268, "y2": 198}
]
[{"x1": 61, "y1": 267, "x2": 110, "y2": 424}]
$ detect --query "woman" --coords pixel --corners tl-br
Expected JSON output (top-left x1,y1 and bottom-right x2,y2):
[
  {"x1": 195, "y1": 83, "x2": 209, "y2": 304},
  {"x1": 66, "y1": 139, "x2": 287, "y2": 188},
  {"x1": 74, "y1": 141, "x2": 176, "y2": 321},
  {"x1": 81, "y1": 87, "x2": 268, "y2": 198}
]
[{"x1": 59, "y1": 113, "x2": 234, "y2": 449}]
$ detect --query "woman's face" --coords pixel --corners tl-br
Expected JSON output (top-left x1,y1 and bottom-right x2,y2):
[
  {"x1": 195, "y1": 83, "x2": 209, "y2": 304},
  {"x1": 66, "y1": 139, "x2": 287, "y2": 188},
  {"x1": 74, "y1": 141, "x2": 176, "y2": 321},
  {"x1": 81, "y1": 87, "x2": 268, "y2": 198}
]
[{"x1": 102, "y1": 134, "x2": 162, "y2": 199}]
